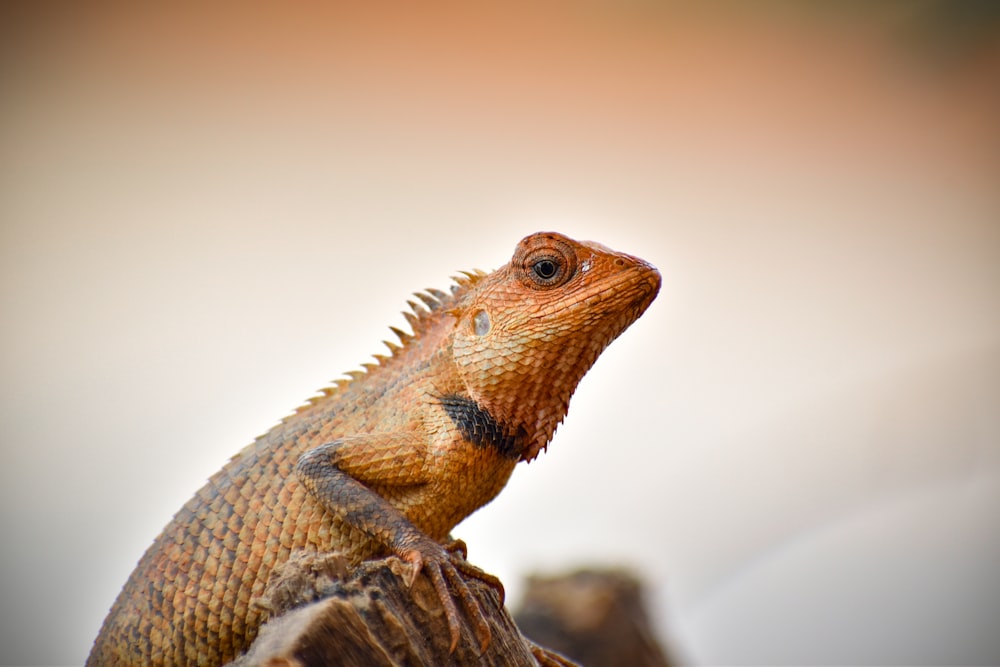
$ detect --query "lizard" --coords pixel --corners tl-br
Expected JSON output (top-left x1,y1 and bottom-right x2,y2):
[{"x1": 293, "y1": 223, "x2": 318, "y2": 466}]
[{"x1": 86, "y1": 231, "x2": 661, "y2": 666}]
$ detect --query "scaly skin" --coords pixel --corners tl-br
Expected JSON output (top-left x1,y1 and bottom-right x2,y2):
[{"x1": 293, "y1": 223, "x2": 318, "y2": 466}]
[{"x1": 87, "y1": 232, "x2": 661, "y2": 666}]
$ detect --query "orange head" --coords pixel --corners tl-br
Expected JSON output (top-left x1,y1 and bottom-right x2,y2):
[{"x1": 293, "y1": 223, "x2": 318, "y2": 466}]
[{"x1": 451, "y1": 231, "x2": 661, "y2": 461}]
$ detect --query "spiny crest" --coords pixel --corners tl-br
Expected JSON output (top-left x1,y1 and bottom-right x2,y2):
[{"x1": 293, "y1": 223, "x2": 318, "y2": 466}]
[
  {"x1": 400, "y1": 268, "x2": 486, "y2": 337},
  {"x1": 288, "y1": 268, "x2": 488, "y2": 418}
]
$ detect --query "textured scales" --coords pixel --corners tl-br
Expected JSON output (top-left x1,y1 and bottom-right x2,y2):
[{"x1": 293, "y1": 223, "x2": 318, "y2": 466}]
[{"x1": 87, "y1": 231, "x2": 661, "y2": 666}]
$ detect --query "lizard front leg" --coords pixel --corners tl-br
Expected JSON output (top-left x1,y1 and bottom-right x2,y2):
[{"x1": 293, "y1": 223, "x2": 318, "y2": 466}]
[{"x1": 294, "y1": 436, "x2": 497, "y2": 653}]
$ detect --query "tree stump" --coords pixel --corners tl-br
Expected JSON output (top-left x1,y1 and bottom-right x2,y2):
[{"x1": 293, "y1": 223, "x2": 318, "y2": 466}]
[{"x1": 228, "y1": 551, "x2": 552, "y2": 666}]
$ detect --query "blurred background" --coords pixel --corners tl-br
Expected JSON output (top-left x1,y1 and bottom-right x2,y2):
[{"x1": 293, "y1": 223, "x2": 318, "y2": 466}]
[{"x1": 2, "y1": 2, "x2": 998, "y2": 665}]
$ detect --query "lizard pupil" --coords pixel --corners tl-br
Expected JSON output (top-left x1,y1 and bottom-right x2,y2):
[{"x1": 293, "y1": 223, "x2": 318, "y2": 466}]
[{"x1": 533, "y1": 259, "x2": 558, "y2": 280}]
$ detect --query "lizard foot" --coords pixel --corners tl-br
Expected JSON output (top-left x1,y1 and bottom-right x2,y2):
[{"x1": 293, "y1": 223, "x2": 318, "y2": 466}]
[
  {"x1": 399, "y1": 537, "x2": 500, "y2": 654},
  {"x1": 441, "y1": 537, "x2": 505, "y2": 603}
]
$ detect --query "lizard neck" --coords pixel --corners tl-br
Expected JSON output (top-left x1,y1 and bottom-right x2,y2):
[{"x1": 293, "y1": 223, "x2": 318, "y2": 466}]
[{"x1": 484, "y1": 339, "x2": 605, "y2": 462}]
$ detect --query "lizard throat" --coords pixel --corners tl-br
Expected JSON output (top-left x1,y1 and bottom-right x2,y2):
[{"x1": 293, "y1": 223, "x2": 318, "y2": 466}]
[{"x1": 439, "y1": 394, "x2": 527, "y2": 461}]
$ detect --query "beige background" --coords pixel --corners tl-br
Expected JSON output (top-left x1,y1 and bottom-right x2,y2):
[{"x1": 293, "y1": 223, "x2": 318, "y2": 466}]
[{"x1": 2, "y1": 3, "x2": 999, "y2": 665}]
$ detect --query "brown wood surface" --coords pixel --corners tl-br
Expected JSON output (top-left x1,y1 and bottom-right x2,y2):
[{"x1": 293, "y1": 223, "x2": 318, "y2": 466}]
[{"x1": 229, "y1": 552, "x2": 540, "y2": 666}]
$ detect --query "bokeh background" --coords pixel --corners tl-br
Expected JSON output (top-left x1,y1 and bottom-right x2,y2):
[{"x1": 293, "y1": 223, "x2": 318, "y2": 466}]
[{"x1": 2, "y1": 3, "x2": 999, "y2": 665}]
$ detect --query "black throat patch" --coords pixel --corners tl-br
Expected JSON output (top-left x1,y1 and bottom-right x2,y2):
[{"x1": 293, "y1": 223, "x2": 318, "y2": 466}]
[{"x1": 439, "y1": 394, "x2": 525, "y2": 460}]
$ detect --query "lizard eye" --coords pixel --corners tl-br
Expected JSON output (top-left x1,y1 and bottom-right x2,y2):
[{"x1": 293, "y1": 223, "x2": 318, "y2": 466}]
[
  {"x1": 517, "y1": 239, "x2": 577, "y2": 290},
  {"x1": 532, "y1": 259, "x2": 558, "y2": 280}
]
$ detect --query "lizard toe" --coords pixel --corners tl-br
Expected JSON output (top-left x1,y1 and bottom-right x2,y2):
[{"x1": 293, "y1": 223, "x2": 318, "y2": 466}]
[
  {"x1": 448, "y1": 552, "x2": 505, "y2": 604},
  {"x1": 440, "y1": 557, "x2": 492, "y2": 654}
]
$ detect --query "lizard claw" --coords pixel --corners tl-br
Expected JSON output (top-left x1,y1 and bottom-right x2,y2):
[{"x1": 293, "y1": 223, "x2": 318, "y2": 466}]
[
  {"x1": 441, "y1": 536, "x2": 468, "y2": 561},
  {"x1": 400, "y1": 549, "x2": 425, "y2": 589},
  {"x1": 398, "y1": 538, "x2": 500, "y2": 654},
  {"x1": 527, "y1": 640, "x2": 579, "y2": 667}
]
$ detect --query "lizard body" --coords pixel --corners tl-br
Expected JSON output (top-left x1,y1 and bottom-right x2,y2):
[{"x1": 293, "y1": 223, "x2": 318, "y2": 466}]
[{"x1": 87, "y1": 231, "x2": 660, "y2": 665}]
